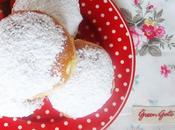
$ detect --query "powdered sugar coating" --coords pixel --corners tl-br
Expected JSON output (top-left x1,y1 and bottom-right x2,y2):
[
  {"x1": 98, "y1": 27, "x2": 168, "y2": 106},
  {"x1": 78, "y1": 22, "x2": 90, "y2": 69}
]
[
  {"x1": 49, "y1": 45, "x2": 114, "y2": 118},
  {"x1": 0, "y1": 12, "x2": 67, "y2": 117},
  {"x1": 13, "y1": 0, "x2": 83, "y2": 36}
]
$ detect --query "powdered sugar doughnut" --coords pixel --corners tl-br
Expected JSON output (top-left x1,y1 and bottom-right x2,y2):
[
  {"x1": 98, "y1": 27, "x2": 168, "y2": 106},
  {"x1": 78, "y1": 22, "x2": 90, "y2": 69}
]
[
  {"x1": 0, "y1": 11, "x2": 75, "y2": 117},
  {"x1": 49, "y1": 39, "x2": 114, "y2": 118},
  {"x1": 12, "y1": 0, "x2": 83, "y2": 36}
]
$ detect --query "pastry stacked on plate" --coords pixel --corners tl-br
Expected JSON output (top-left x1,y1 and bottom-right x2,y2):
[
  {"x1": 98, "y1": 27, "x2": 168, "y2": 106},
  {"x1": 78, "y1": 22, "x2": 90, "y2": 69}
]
[{"x1": 0, "y1": 0, "x2": 114, "y2": 118}]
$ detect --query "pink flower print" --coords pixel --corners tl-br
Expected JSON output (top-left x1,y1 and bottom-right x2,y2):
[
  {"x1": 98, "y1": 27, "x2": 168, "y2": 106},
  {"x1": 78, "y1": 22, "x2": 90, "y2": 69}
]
[
  {"x1": 146, "y1": 3, "x2": 155, "y2": 12},
  {"x1": 130, "y1": 26, "x2": 147, "y2": 49},
  {"x1": 155, "y1": 26, "x2": 166, "y2": 38},
  {"x1": 161, "y1": 65, "x2": 171, "y2": 78},
  {"x1": 134, "y1": 0, "x2": 140, "y2": 6},
  {"x1": 142, "y1": 24, "x2": 156, "y2": 40},
  {"x1": 130, "y1": 26, "x2": 141, "y2": 48},
  {"x1": 130, "y1": 27, "x2": 142, "y2": 48}
]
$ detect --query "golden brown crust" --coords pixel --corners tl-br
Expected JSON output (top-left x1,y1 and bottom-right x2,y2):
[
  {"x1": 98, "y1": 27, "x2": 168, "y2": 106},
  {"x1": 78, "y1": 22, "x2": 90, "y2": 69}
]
[
  {"x1": 55, "y1": 36, "x2": 76, "y2": 83},
  {"x1": 29, "y1": 39, "x2": 103, "y2": 100},
  {"x1": 75, "y1": 39, "x2": 103, "y2": 50}
]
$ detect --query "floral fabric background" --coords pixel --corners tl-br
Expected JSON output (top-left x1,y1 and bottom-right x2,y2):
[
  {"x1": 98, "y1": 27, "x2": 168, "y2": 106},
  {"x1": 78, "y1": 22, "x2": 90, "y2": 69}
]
[{"x1": 109, "y1": 0, "x2": 175, "y2": 130}]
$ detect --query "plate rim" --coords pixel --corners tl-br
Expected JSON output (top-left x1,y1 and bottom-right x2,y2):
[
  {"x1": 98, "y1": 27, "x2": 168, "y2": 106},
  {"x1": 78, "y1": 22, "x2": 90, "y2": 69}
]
[{"x1": 101, "y1": 0, "x2": 136, "y2": 129}]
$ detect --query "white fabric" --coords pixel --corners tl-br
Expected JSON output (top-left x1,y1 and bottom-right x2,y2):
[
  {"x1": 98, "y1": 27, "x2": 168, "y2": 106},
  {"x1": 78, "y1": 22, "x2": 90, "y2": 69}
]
[{"x1": 109, "y1": 0, "x2": 175, "y2": 129}]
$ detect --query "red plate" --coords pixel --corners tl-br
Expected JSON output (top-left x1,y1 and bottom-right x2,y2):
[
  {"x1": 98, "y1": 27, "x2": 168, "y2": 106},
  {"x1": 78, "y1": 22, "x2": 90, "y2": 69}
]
[{"x1": 0, "y1": 0, "x2": 135, "y2": 130}]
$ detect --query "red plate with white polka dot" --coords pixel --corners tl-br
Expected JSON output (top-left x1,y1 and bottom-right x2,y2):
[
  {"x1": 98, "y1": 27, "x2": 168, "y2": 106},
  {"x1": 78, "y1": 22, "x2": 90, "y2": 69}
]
[{"x1": 0, "y1": 0, "x2": 135, "y2": 130}]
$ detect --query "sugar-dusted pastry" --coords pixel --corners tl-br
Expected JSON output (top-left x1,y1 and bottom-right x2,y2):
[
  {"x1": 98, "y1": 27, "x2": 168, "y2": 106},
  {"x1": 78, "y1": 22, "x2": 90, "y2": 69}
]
[
  {"x1": 49, "y1": 39, "x2": 114, "y2": 118},
  {"x1": 0, "y1": 11, "x2": 76, "y2": 117},
  {"x1": 12, "y1": 0, "x2": 83, "y2": 36}
]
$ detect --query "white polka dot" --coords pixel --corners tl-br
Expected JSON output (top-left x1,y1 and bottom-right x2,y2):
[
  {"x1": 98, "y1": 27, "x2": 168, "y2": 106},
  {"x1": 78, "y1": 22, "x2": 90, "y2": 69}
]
[
  {"x1": 73, "y1": 117, "x2": 77, "y2": 120},
  {"x1": 18, "y1": 125, "x2": 22, "y2": 130},
  {"x1": 101, "y1": 13, "x2": 105, "y2": 17},
  {"x1": 101, "y1": 122, "x2": 105, "y2": 126},
  {"x1": 128, "y1": 54, "x2": 133, "y2": 59},
  {"x1": 112, "y1": 102, "x2": 117, "y2": 106},
  {"x1": 117, "y1": 37, "x2": 122, "y2": 42},
  {"x1": 112, "y1": 30, "x2": 116, "y2": 34},
  {"x1": 113, "y1": 65, "x2": 116, "y2": 70},
  {"x1": 104, "y1": 108, "x2": 108, "y2": 112},
  {"x1": 41, "y1": 123, "x2": 46, "y2": 128},
  {"x1": 13, "y1": 117, "x2": 17, "y2": 121},
  {"x1": 50, "y1": 118, "x2": 55, "y2": 123},
  {"x1": 115, "y1": 88, "x2": 119, "y2": 92},
  {"x1": 118, "y1": 74, "x2": 122, "y2": 78},
  {"x1": 120, "y1": 24, "x2": 124, "y2": 28},
  {"x1": 123, "y1": 46, "x2": 128, "y2": 50},
  {"x1": 55, "y1": 127, "x2": 59, "y2": 130},
  {"x1": 109, "y1": 43, "x2": 113, "y2": 48},
  {"x1": 36, "y1": 115, "x2": 41, "y2": 120},
  {"x1": 109, "y1": 8, "x2": 113, "y2": 12},
  {"x1": 4, "y1": 123, "x2": 8, "y2": 127},
  {"x1": 87, "y1": 10, "x2": 92, "y2": 15},
  {"x1": 27, "y1": 120, "x2": 31, "y2": 125},
  {"x1": 126, "y1": 32, "x2": 129, "y2": 36},
  {"x1": 78, "y1": 31, "x2": 81, "y2": 35},
  {"x1": 98, "y1": 27, "x2": 102, "y2": 31},
  {"x1": 91, "y1": 34, "x2": 95, "y2": 38},
  {"x1": 120, "y1": 60, "x2": 125, "y2": 64},
  {"x1": 59, "y1": 113, "x2": 63, "y2": 117},
  {"x1": 81, "y1": 3, "x2": 86, "y2": 7},
  {"x1": 104, "y1": 35, "x2": 108, "y2": 40},
  {"x1": 115, "y1": 51, "x2": 119, "y2": 56},
  {"x1": 114, "y1": 16, "x2": 118, "y2": 20},
  {"x1": 92, "y1": 19, "x2": 97, "y2": 23},
  {"x1": 32, "y1": 129, "x2": 36, "y2": 130},
  {"x1": 95, "y1": 113, "x2": 100, "y2": 118},
  {"x1": 121, "y1": 96, "x2": 125, "y2": 100},
  {"x1": 109, "y1": 116, "x2": 113, "y2": 120},
  {"x1": 37, "y1": 105, "x2": 42, "y2": 110},
  {"x1": 106, "y1": 21, "x2": 110, "y2": 26},
  {"x1": 95, "y1": 4, "x2": 100, "y2": 9},
  {"x1": 123, "y1": 82, "x2": 128, "y2": 87},
  {"x1": 87, "y1": 119, "x2": 91, "y2": 123},
  {"x1": 92, "y1": 127, "x2": 97, "y2": 130},
  {"x1": 85, "y1": 25, "x2": 89, "y2": 29},
  {"x1": 78, "y1": 124, "x2": 83, "y2": 129},
  {"x1": 41, "y1": 102, "x2": 45, "y2": 106},
  {"x1": 96, "y1": 42, "x2": 100, "y2": 45},
  {"x1": 104, "y1": 0, "x2": 108, "y2": 3},
  {"x1": 45, "y1": 110, "x2": 50, "y2": 115},
  {"x1": 64, "y1": 121, "x2": 68, "y2": 126},
  {"x1": 126, "y1": 68, "x2": 130, "y2": 73}
]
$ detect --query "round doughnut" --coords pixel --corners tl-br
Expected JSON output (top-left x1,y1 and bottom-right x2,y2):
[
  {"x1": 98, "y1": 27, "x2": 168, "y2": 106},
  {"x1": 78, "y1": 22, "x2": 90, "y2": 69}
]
[
  {"x1": 0, "y1": 11, "x2": 76, "y2": 117},
  {"x1": 49, "y1": 39, "x2": 114, "y2": 118},
  {"x1": 12, "y1": 0, "x2": 83, "y2": 36}
]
